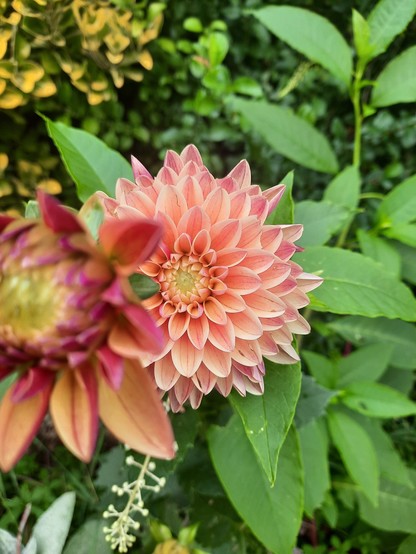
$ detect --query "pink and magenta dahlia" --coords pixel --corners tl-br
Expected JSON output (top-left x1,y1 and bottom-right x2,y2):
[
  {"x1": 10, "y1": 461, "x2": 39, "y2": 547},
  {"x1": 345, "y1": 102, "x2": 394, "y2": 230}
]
[
  {"x1": 98, "y1": 145, "x2": 322, "y2": 411},
  {"x1": 0, "y1": 191, "x2": 174, "y2": 471}
]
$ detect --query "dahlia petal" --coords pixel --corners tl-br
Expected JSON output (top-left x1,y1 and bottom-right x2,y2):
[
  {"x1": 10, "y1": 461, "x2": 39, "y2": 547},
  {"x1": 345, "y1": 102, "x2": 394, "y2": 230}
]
[
  {"x1": 0, "y1": 384, "x2": 52, "y2": 472},
  {"x1": 287, "y1": 314, "x2": 311, "y2": 334},
  {"x1": 154, "y1": 354, "x2": 180, "y2": 390},
  {"x1": 260, "y1": 262, "x2": 291, "y2": 288},
  {"x1": 97, "y1": 346, "x2": 124, "y2": 390},
  {"x1": 131, "y1": 156, "x2": 153, "y2": 180},
  {"x1": 99, "y1": 217, "x2": 163, "y2": 275},
  {"x1": 263, "y1": 184, "x2": 286, "y2": 215},
  {"x1": 261, "y1": 226, "x2": 283, "y2": 252},
  {"x1": 0, "y1": 216, "x2": 15, "y2": 232},
  {"x1": 270, "y1": 278, "x2": 298, "y2": 297},
  {"x1": 240, "y1": 249, "x2": 275, "y2": 273},
  {"x1": 238, "y1": 216, "x2": 262, "y2": 248},
  {"x1": 95, "y1": 191, "x2": 119, "y2": 216},
  {"x1": 168, "y1": 311, "x2": 190, "y2": 341},
  {"x1": 281, "y1": 224, "x2": 303, "y2": 242},
  {"x1": 203, "y1": 187, "x2": 231, "y2": 224},
  {"x1": 189, "y1": 387, "x2": 204, "y2": 409},
  {"x1": 115, "y1": 178, "x2": 136, "y2": 202},
  {"x1": 164, "y1": 150, "x2": 183, "y2": 174},
  {"x1": 37, "y1": 190, "x2": 84, "y2": 234},
  {"x1": 265, "y1": 343, "x2": 300, "y2": 364},
  {"x1": 204, "y1": 297, "x2": 228, "y2": 325},
  {"x1": 180, "y1": 144, "x2": 204, "y2": 166},
  {"x1": 155, "y1": 167, "x2": 178, "y2": 186},
  {"x1": 227, "y1": 159, "x2": 251, "y2": 189},
  {"x1": 50, "y1": 366, "x2": 98, "y2": 462},
  {"x1": 276, "y1": 241, "x2": 297, "y2": 261},
  {"x1": 124, "y1": 190, "x2": 156, "y2": 218},
  {"x1": 171, "y1": 335, "x2": 203, "y2": 377},
  {"x1": 229, "y1": 309, "x2": 263, "y2": 339},
  {"x1": 157, "y1": 211, "x2": 178, "y2": 251},
  {"x1": 203, "y1": 341, "x2": 232, "y2": 377},
  {"x1": 283, "y1": 289, "x2": 310, "y2": 309},
  {"x1": 232, "y1": 339, "x2": 262, "y2": 367},
  {"x1": 155, "y1": 184, "x2": 187, "y2": 225},
  {"x1": 123, "y1": 304, "x2": 164, "y2": 353},
  {"x1": 249, "y1": 196, "x2": 268, "y2": 222},
  {"x1": 99, "y1": 359, "x2": 175, "y2": 459},
  {"x1": 244, "y1": 289, "x2": 286, "y2": 318},
  {"x1": 187, "y1": 314, "x2": 209, "y2": 349},
  {"x1": 177, "y1": 206, "x2": 210, "y2": 237},
  {"x1": 177, "y1": 176, "x2": 204, "y2": 207},
  {"x1": 172, "y1": 376, "x2": 194, "y2": 406},
  {"x1": 229, "y1": 190, "x2": 252, "y2": 219},
  {"x1": 215, "y1": 374, "x2": 234, "y2": 396},
  {"x1": 192, "y1": 229, "x2": 211, "y2": 255},
  {"x1": 217, "y1": 176, "x2": 238, "y2": 193},
  {"x1": 225, "y1": 266, "x2": 261, "y2": 294},
  {"x1": 297, "y1": 272, "x2": 324, "y2": 293},
  {"x1": 11, "y1": 368, "x2": 55, "y2": 402},
  {"x1": 210, "y1": 219, "x2": 242, "y2": 250},
  {"x1": 175, "y1": 233, "x2": 192, "y2": 255},
  {"x1": 208, "y1": 317, "x2": 235, "y2": 352},
  {"x1": 191, "y1": 363, "x2": 217, "y2": 394},
  {"x1": 215, "y1": 248, "x2": 247, "y2": 268}
]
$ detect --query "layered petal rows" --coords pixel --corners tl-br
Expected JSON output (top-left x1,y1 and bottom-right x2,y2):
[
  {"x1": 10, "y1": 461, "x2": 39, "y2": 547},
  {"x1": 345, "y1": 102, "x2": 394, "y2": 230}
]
[
  {"x1": 0, "y1": 191, "x2": 175, "y2": 471},
  {"x1": 99, "y1": 145, "x2": 322, "y2": 411}
]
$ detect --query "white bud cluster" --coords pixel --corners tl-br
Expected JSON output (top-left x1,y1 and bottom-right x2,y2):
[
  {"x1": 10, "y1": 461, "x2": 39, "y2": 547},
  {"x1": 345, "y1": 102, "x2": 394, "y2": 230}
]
[{"x1": 103, "y1": 454, "x2": 166, "y2": 553}]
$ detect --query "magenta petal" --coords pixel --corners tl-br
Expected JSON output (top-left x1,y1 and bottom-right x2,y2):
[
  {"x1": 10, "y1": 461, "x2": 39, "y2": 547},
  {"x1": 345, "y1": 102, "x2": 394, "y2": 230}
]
[
  {"x1": 37, "y1": 190, "x2": 84, "y2": 234},
  {"x1": 97, "y1": 346, "x2": 124, "y2": 390},
  {"x1": 11, "y1": 368, "x2": 55, "y2": 402},
  {"x1": 123, "y1": 303, "x2": 164, "y2": 354},
  {"x1": 0, "y1": 216, "x2": 15, "y2": 232}
]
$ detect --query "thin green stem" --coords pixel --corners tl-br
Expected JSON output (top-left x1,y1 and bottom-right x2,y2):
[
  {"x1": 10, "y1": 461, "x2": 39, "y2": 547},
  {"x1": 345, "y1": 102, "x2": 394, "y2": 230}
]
[{"x1": 351, "y1": 60, "x2": 366, "y2": 168}]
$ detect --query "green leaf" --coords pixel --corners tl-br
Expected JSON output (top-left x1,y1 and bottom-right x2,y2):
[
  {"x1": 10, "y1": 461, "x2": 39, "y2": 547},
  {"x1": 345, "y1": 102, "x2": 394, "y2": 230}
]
[
  {"x1": 229, "y1": 361, "x2": 301, "y2": 484},
  {"x1": 397, "y1": 535, "x2": 416, "y2": 554},
  {"x1": 43, "y1": 116, "x2": 133, "y2": 202},
  {"x1": 352, "y1": 9, "x2": 375, "y2": 60},
  {"x1": 32, "y1": 492, "x2": 76, "y2": 554},
  {"x1": 295, "y1": 246, "x2": 416, "y2": 321},
  {"x1": 328, "y1": 316, "x2": 416, "y2": 370},
  {"x1": 252, "y1": 6, "x2": 352, "y2": 85},
  {"x1": 368, "y1": 0, "x2": 416, "y2": 58},
  {"x1": 377, "y1": 174, "x2": 416, "y2": 226},
  {"x1": 302, "y1": 351, "x2": 337, "y2": 389},
  {"x1": 295, "y1": 375, "x2": 337, "y2": 428},
  {"x1": 265, "y1": 171, "x2": 294, "y2": 225},
  {"x1": 299, "y1": 418, "x2": 330, "y2": 516},
  {"x1": 232, "y1": 76, "x2": 263, "y2": 98},
  {"x1": 372, "y1": 46, "x2": 416, "y2": 107},
  {"x1": 323, "y1": 165, "x2": 361, "y2": 212},
  {"x1": 63, "y1": 519, "x2": 112, "y2": 554},
  {"x1": 208, "y1": 419, "x2": 303, "y2": 554},
  {"x1": 356, "y1": 470, "x2": 416, "y2": 533},
  {"x1": 384, "y1": 223, "x2": 416, "y2": 247},
  {"x1": 232, "y1": 98, "x2": 339, "y2": 174},
  {"x1": 295, "y1": 200, "x2": 349, "y2": 246},
  {"x1": 128, "y1": 273, "x2": 159, "y2": 300},
  {"x1": 25, "y1": 200, "x2": 40, "y2": 219},
  {"x1": 342, "y1": 381, "x2": 416, "y2": 418},
  {"x1": 337, "y1": 343, "x2": 393, "y2": 387},
  {"x1": 393, "y1": 240, "x2": 416, "y2": 285},
  {"x1": 357, "y1": 230, "x2": 401, "y2": 278},
  {"x1": 208, "y1": 32, "x2": 229, "y2": 66},
  {"x1": 79, "y1": 197, "x2": 104, "y2": 241},
  {"x1": 183, "y1": 17, "x2": 203, "y2": 33},
  {"x1": 381, "y1": 366, "x2": 414, "y2": 395},
  {"x1": 328, "y1": 409, "x2": 379, "y2": 505}
]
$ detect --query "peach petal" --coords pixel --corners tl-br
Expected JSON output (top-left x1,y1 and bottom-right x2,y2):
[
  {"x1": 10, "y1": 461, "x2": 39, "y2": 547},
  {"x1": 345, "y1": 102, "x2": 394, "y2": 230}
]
[
  {"x1": 168, "y1": 311, "x2": 190, "y2": 341},
  {"x1": 177, "y1": 175, "x2": 204, "y2": 207},
  {"x1": 0, "y1": 384, "x2": 52, "y2": 472},
  {"x1": 208, "y1": 317, "x2": 235, "y2": 352},
  {"x1": 261, "y1": 226, "x2": 283, "y2": 252},
  {"x1": 238, "y1": 216, "x2": 262, "y2": 248},
  {"x1": 177, "y1": 205, "x2": 210, "y2": 237},
  {"x1": 155, "y1": 183, "x2": 187, "y2": 224},
  {"x1": 187, "y1": 315, "x2": 209, "y2": 349},
  {"x1": 173, "y1": 376, "x2": 194, "y2": 405},
  {"x1": 175, "y1": 233, "x2": 192, "y2": 255},
  {"x1": 232, "y1": 339, "x2": 262, "y2": 367},
  {"x1": 156, "y1": 166, "x2": 178, "y2": 185},
  {"x1": 189, "y1": 388, "x2": 204, "y2": 409},
  {"x1": 215, "y1": 374, "x2": 233, "y2": 396},
  {"x1": 123, "y1": 304, "x2": 164, "y2": 352},
  {"x1": 154, "y1": 354, "x2": 180, "y2": 390},
  {"x1": 287, "y1": 314, "x2": 311, "y2": 334},
  {"x1": 217, "y1": 290, "x2": 246, "y2": 313},
  {"x1": 131, "y1": 156, "x2": 152, "y2": 180},
  {"x1": 215, "y1": 248, "x2": 247, "y2": 268},
  {"x1": 281, "y1": 224, "x2": 303, "y2": 242},
  {"x1": 276, "y1": 241, "x2": 297, "y2": 261},
  {"x1": 229, "y1": 309, "x2": 263, "y2": 340},
  {"x1": 203, "y1": 341, "x2": 232, "y2": 377},
  {"x1": 203, "y1": 188, "x2": 231, "y2": 224},
  {"x1": 244, "y1": 289, "x2": 286, "y2": 318},
  {"x1": 250, "y1": 196, "x2": 268, "y2": 221},
  {"x1": 192, "y1": 229, "x2": 211, "y2": 255},
  {"x1": 210, "y1": 219, "x2": 242, "y2": 250},
  {"x1": 171, "y1": 335, "x2": 204, "y2": 377},
  {"x1": 240, "y1": 249, "x2": 275, "y2": 273},
  {"x1": 164, "y1": 150, "x2": 183, "y2": 173},
  {"x1": 204, "y1": 297, "x2": 228, "y2": 325},
  {"x1": 226, "y1": 159, "x2": 251, "y2": 189},
  {"x1": 181, "y1": 144, "x2": 204, "y2": 166},
  {"x1": 115, "y1": 178, "x2": 136, "y2": 202},
  {"x1": 263, "y1": 184, "x2": 286, "y2": 215},
  {"x1": 192, "y1": 363, "x2": 217, "y2": 394},
  {"x1": 99, "y1": 359, "x2": 175, "y2": 459},
  {"x1": 225, "y1": 266, "x2": 261, "y2": 294},
  {"x1": 97, "y1": 346, "x2": 124, "y2": 390},
  {"x1": 229, "y1": 190, "x2": 252, "y2": 219},
  {"x1": 50, "y1": 366, "x2": 98, "y2": 462},
  {"x1": 260, "y1": 262, "x2": 291, "y2": 289}
]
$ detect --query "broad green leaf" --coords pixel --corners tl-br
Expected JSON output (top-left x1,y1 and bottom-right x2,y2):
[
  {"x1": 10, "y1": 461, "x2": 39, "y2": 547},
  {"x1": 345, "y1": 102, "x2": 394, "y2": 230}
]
[
  {"x1": 208, "y1": 419, "x2": 303, "y2": 554},
  {"x1": 44, "y1": 116, "x2": 133, "y2": 202},
  {"x1": 253, "y1": 6, "x2": 352, "y2": 85},
  {"x1": 295, "y1": 246, "x2": 416, "y2": 321},
  {"x1": 381, "y1": 367, "x2": 414, "y2": 395},
  {"x1": 295, "y1": 375, "x2": 337, "y2": 428},
  {"x1": 357, "y1": 230, "x2": 401, "y2": 278},
  {"x1": 329, "y1": 316, "x2": 416, "y2": 370},
  {"x1": 342, "y1": 381, "x2": 416, "y2": 418},
  {"x1": 350, "y1": 414, "x2": 412, "y2": 487},
  {"x1": 25, "y1": 200, "x2": 40, "y2": 219},
  {"x1": 63, "y1": 519, "x2": 112, "y2": 554},
  {"x1": 368, "y1": 0, "x2": 416, "y2": 58},
  {"x1": 232, "y1": 98, "x2": 339, "y2": 174},
  {"x1": 321, "y1": 492, "x2": 338, "y2": 528},
  {"x1": 229, "y1": 361, "x2": 301, "y2": 484},
  {"x1": 377, "y1": 174, "x2": 416, "y2": 226},
  {"x1": 295, "y1": 200, "x2": 349, "y2": 247},
  {"x1": 208, "y1": 32, "x2": 229, "y2": 66},
  {"x1": 357, "y1": 470, "x2": 416, "y2": 533},
  {"x1": 337, "y1": 343, "x2": 393, "y2": 387},
  {"x1": 372, "y1": 46, "x2": 416, "y2": 107},
  {"x1": 384, "y1": 223, "x2": 416, "y2": 247},
  {"x1": 323, "y1": 165, "x2": 361, "y2": 212},
  {"x1": 302, "y1": 351, "x2": 337, "y2": 389},
  {"x1": 265, "y1": 171, "x2": 294, "y2": 225},
  {"x1": 397, "y1": 535, "x2": 416, "y2": 554},
  {"x1": 32, "y1": 492, "x2": 76, "y2": 554},
  {"x1": 393, "y1": 240, "x2": 416, "y2": 285},
  {"x1": 352, "y1": 9, "x2": 375, "y2": 60},
  {"x1": 328, "y1": 409, "x2": 379, "y2": 505},
  {"x1": 232, "y1": 76, "x2": 263, "y2": 98},
  {"x1": 299, "y1": 418, "x2": 330, "y2": 516},
  {"x1": 129, "y1": 273, "x2": 159, "y2": 300}
]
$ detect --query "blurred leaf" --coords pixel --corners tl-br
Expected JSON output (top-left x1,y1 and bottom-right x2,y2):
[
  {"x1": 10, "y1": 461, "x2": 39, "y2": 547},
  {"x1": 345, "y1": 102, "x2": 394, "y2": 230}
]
[
  {"x1": 352, "y1": 9, "x2": 375, "y2": 60},
  {"x1": 232, "y1": 76, "x2": 263, "y2": 97},
  {"x1": 384, "y1": 223, "x2": 416, "y2": 247},
  {"x1": 208, "y1": 419, "x2": 303, "y2": 554},
  {"x1": 329, "y1": 316, "x2": 416, "y2": 370},
  {"x1": 295, "y1": 246, "x2": 416, "y2": 321},
  {"x1": 63, "y1": 519, "x2": 111, "y2": 554},
  {"x1": 368, "y1": 0, "x2": 416, "y2": 58},
  {"x1": 380, "y1": 367, "x2": 414, "y2": 395},
  {"x1": 302, "y1": 351, "x2": 336, "y2": 389},
  {"x1": 328, "y1": 409, "x2": 379, "y2": 505},
  {"x1": 94, "y1": 445, "x2": 126, "y2": 489},
  {"x1": 397, "y1": 535, "x2": 416, "y2": 554},
  {"x1": 393, "y1": 240, "x2": 416, "y2": 285},
  {"x1": 183, "y1": 17, "x2": 203, "y2": 33},
  {"x1": 252, "y1": 6, "x2": 352, "y2": 85},
  {"x1": 129, "y1": 273, "x2": 159, "y2": 300},
  {"x1": 295, "y1": 200, "x2": 349, "y2": 246},
  {"x1": 377, "y1": 174, "x2": 416, "y2": 226},
  {"x1": 43, "y1": 116, "x2": 133, "y2": 202},
  {"x1": 265, "y1": 171, "x2": 294, "y2": 225},
  {"x1": 208, "y1": 32, "x2": 229, "y2": 66},
  {"x1": 357, "y1": 230, "x2": 401, "y2": 278},
  {"x1": 232, "y1": 98, "x2": 339, "y2": 174},
  {"x1": 337, "y1": 343, "x2": 393, "y2": 387},
  {"x1": 299, "y1": 418, "x2": 330, "y2": 516},
  {"x1": 372, "y1": 46, "x2": 416, "y2": 106},
  {"x1": 32, "y1": 492, "x2": 76, "y2": 554},
  {"x1": 323, "y1": 165, "x2": 361, "y2": 212},
  {"x1": 229, "y1": 361, "x2": 301, "y2": 484},
  {"x1": 25, "y1": 200, "x2": 40, "y2": 218},
  {"x1": 342, "y1": 381, "x2": 416, "y2": 418},
  {"x1": 295, "y1": 375, "x2": 337, "y2": 428},
  {"x1": 356, "y1": 470, "x2": 416, "y2": 533}
]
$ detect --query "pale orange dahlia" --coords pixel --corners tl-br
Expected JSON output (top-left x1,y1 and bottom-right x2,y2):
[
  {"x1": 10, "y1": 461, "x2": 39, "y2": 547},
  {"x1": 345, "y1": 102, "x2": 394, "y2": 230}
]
[
  {"x1": 98, "y1": 146, "x2": 322, "y2": 411},
  {"x1": 0, "y1": 191, "x2": 174, "y2": 471}
]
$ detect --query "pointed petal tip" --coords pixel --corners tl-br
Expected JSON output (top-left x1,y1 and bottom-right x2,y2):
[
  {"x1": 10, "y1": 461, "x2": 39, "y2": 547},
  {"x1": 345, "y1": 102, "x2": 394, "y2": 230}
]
[{"x1": 37, "y1": 189, "x2": 84, "y2": 234}]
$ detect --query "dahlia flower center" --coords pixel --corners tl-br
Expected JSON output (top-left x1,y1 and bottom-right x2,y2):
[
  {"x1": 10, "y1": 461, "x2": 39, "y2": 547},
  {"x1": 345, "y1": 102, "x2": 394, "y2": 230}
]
[
  {"x1": 160, "y1": 255, "x2": 209, "y2": 305},
  {"x1": 0, "y1": 265, "x2": 66, "y2": 341}
]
